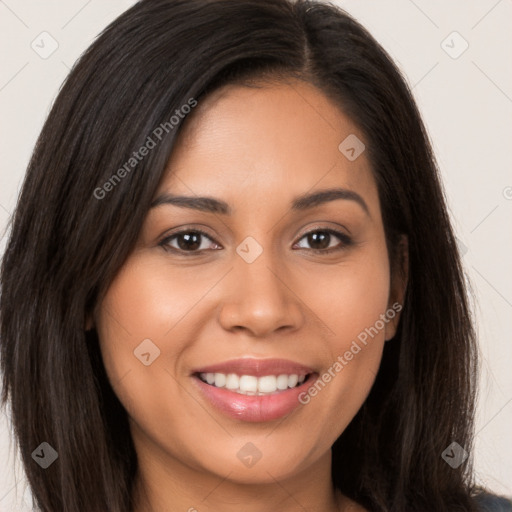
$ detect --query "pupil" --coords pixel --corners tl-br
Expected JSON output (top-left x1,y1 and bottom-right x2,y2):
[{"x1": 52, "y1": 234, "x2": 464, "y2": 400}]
[
  {"x1": 309, "y1": 231, "x2": 330, "y2": 249},
  {"x1": 178, "y1": 232, "x2": 201, "y2": 251}
]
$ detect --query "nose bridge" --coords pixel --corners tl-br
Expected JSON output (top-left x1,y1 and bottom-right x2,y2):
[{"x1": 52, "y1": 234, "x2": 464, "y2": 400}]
[
  {"x1": 218, "y1": 235, "x2": 302, "y2": 335},
  {"x1": 238, "y1": 242, "x2": 282, "y2": 298},
  {"x1": 235, "y1": 236, "x2": 287, "y2": 308}
]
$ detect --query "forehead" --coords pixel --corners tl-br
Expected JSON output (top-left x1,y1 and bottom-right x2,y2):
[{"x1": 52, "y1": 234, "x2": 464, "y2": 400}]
[{"x1": 159, "y1": 79, "x2": 377, "y2": 212}]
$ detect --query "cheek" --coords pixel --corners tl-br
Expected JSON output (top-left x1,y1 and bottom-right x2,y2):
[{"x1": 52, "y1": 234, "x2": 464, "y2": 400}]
[
  {"x1": 298, "y1": 246, "x2": 391, "y2": 433},
  {"x1": 94, "y1": 255, "x2": 188, "y2": 399},
  {"x1": 94, "y1": 255, "x2": 202, "y2": 441},
  {"x1": 311, "y1": 246, "x2": 391, "y2": 349},
  {"x1": 96, "y1": 253, "x2": 210, "y2": 358},
  {"x1": 99, "y1": 257, "x2": 180, "y2": 338}
]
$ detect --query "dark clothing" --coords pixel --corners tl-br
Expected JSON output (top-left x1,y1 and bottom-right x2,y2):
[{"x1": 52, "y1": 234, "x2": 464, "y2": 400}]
[{"x1": 475, "y1": 493, "x2": 512, "y2": 511}]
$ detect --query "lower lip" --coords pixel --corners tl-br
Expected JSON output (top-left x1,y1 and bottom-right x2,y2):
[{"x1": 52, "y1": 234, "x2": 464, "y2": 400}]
[{"x1": 192, "y1": 374, "x2": 317, "y2": 422}]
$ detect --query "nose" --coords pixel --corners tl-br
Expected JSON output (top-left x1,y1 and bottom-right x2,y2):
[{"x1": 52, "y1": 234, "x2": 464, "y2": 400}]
[{"x1": 217, "y1": 248, "x2": 304, "y2": 338}]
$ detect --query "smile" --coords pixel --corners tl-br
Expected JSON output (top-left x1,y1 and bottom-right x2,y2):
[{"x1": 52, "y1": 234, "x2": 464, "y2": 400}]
[
  {"x1": 191, "y1": 358, "x2": 318, "y2": 422},
  {"x1": 197, "y1": 372, "x2": 309, "y2": 395}
]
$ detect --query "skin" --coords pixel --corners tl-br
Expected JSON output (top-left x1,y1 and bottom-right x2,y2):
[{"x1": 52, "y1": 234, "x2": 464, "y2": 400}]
[{"x1": 90, "y1": 78, "x2": 407, "y2": 512}]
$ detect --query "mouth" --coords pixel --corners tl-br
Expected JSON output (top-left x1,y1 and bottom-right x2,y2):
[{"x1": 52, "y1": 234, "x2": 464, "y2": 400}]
[
  {"x1": 194, "y1": 371, "x2": 313, "y2": 395},
  {"x1": 190, "y1": 358, "x2": 318, "y2": 422}
]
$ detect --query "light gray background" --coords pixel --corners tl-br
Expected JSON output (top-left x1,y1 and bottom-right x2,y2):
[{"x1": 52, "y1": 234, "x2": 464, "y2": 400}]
[{"x1": 0, "y1": 0, "x2": 511, "y2": 509}]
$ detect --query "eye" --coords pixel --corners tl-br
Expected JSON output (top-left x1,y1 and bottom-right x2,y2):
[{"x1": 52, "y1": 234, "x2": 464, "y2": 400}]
[
  {"x1": 159, "y1": 227, "x2": 352, "y2": 256},
  {"x1": 159, "y1": 228, "x2": 221, "y2": 255},
  {"x1": 294, "y1": 228, "x2": 352, "y2": 254}
]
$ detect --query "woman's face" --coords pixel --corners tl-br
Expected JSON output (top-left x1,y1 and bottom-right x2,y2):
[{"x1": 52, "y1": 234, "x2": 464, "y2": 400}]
[{"x1": 93, "y1": 79, "x2": 404, "y2": 485}]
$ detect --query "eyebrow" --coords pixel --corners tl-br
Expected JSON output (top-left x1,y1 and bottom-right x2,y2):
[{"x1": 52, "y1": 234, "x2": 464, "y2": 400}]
[{"x1": 150, "y1": 187, "x2": 370, "y2": 216}]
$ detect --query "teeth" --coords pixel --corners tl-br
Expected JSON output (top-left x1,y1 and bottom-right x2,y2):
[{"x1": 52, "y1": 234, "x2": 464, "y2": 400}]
[
  {"x1": 214, "y1": 373, "x2": 226, "y2": 388},
  {"x1": 240, "y1": 375, "x2": 258, "y2": 393},
  {"x1": 198, "y1": 372, "x2": 309, "y2": 395},
  {"x1": 225, "y1": 373, "x2": 239, "y2": 390},
  {"x1": 288, "y1": 374, "x2": 298, "y2": 388},
  {"x1": 258, "y1": 375, "x2": 276, "y2": 393},
  {"x1": 276, "y1": 374, "x2": 289, "y2": 390}
]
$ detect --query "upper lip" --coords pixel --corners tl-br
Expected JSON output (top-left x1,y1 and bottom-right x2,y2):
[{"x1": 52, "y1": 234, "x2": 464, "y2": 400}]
[{"x1": 192, "y1": 358, "x2": 315, "y2": 377}]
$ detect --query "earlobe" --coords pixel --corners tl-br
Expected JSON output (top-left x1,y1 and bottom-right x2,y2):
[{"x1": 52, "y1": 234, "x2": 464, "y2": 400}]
[
  {"x1": 385, "y1": 235, "x2": 409, "y2": 341},
  {"x1": 384, "y1": 302, "x2": 403, "y2": 341}
]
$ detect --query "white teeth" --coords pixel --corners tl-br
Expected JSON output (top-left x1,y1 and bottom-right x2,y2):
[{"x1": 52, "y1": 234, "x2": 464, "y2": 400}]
[
  {"x1": 288, "y1": 374, "x2": 298, "y2": 388},
  {"x1": 199, "y1": 372, "x2": 309, "y2": 395},
  {"x1": 225, "y1": 373, "x2": 239, "y2": 390},
  {"x1": 258, "y1": 375, "x2": 277, "y2": 393},
  {"x1": 276, "y1": 374, "x2": 289, "y2": 390},
  {"x1": 214, "y1": 373, "x2": 226, "y2": 388},
  {"x1": 239, "y1": 375, "x2": 258, "y2": 393}
]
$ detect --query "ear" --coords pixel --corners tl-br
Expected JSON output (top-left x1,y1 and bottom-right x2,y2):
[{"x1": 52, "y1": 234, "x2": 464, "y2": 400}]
[{"x1": 384, "y1": 235, "x2": 408, "y2": 341}]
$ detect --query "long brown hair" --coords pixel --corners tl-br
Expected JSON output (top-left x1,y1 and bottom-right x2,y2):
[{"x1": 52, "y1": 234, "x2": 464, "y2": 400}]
[{"x1": 1, "y1": 0, "x2": 488, "y2": 510}]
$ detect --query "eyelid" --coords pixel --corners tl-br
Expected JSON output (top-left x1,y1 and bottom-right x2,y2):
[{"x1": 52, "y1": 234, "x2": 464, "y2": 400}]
[{"x1": 297, "y1": 222, "x2": 351, "y2": 238}]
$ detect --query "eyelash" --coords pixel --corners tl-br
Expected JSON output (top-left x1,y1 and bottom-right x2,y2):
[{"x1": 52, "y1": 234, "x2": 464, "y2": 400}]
[{"x1": 158, "y1": 227, "x2": 353, "y2": 256}]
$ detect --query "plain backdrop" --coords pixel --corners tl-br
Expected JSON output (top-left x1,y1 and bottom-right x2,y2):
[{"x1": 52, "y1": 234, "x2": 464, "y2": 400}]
[{"x1": 0, "y1": 0, "x2": 511, "y2": 509}]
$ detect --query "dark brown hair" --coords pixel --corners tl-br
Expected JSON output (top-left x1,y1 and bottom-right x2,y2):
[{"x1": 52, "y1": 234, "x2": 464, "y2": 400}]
[{"x1": 0, "y1": 0, "x2": 491, "y2": 510}]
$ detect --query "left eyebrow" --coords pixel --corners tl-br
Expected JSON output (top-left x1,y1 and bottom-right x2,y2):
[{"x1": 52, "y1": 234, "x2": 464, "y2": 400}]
[
  {"x1": 290, "y1": 187, "x2": 369, "y2": 216},
  {"x1": 150, "y1": 187, "x2": 370, "y2": 216}
]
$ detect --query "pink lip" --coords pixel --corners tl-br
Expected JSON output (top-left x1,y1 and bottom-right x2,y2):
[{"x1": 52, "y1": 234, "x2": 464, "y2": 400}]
[
  {"x1": 191, "y1": 357, "x2": 315, "y2": 377},
  {"x1": 192, "y1": 374, "x2": 316, "y2": 422},
  {"x1": 190, "y1": 358, "x2": 317, "y2": 423}
]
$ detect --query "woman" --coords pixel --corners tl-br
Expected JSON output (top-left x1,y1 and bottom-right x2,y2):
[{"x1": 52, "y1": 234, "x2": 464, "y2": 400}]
[{"x1": 1, "y1": 0, "x2": 510, "y2": 511}]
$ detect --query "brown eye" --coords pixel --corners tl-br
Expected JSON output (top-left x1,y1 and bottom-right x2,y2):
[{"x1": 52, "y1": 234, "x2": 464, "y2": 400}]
[
  {"x1": 160, "y1": 229, "x2": 220, "y2": 254},
  {"x1": 159, "y1": 227, "x2": 352, "y2": 256},
  {"x1": 294, "y1": 228, "x2": 352, "y2": 254}
]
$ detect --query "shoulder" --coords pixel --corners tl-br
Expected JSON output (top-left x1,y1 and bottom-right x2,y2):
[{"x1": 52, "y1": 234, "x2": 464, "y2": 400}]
[{"x1": 474, "y1": 492, "x2": 512, "y2": 512}]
